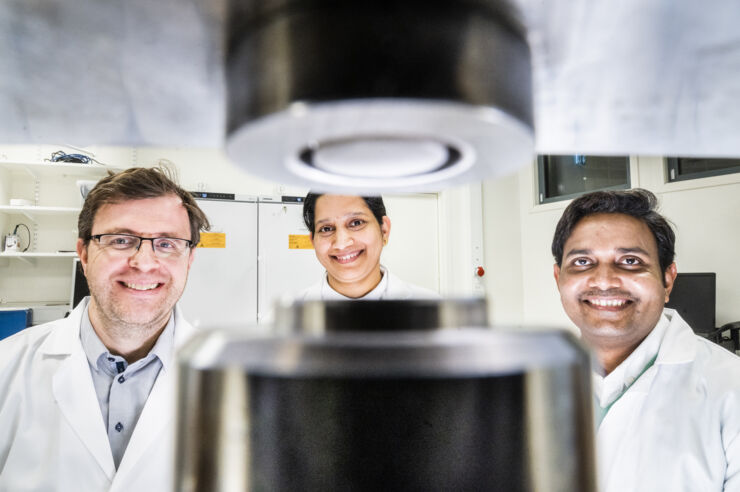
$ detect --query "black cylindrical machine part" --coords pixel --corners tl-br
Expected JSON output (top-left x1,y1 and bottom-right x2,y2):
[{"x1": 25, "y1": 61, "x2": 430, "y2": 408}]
[
  {"x1": 226, "y1": 0, "x2": 533, "y2": 131},
  {"x1": 247, "y1": 374, "x2": 527, "y2": 491},
  {"x1": 176, "y1": 300, "x2": 596, "y2": 491}
]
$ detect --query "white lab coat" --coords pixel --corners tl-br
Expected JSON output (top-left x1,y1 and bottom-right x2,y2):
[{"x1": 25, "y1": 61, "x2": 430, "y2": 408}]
[
  {"x1": 0, "y1": 298, "x2": 195, "y2": 492},
  {"x1": 299, "y1": 265, "x2": 440, "y2": 301},
  {"x1": 258, "y1": 266, "x2": 439, "y2": 325},
  {"x1": 596, "y1": 308, "x2": 740, "y2": 492}
]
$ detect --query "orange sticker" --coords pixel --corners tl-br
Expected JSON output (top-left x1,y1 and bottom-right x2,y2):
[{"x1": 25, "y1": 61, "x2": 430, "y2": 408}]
[
  {"x1": 288, "y1": 234, "x2": 313, "y2": 249},
  {"x1": 197, "y1": 232, "x2": 226, "y2": 248}
]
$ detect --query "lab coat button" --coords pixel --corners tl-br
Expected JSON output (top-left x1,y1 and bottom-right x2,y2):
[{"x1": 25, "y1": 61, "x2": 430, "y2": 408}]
[
  {"x1": 115, "y1": 422, "x2": 123, "y2": 432},
  {"x1": 118, "y1": 375, "x2": 125, "y2": 383}
]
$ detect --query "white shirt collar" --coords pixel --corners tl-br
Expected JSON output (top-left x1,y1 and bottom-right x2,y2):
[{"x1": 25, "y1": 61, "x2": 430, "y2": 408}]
[
  {"x1": 592, "y1": 312, "x2": 670, "y2": 408},
  {"x1": 320, "y1": 265, "x2": 389, "y2": 300},
  {"x1": 79, "y1": 302, "x2": 176, "y2": 371}
]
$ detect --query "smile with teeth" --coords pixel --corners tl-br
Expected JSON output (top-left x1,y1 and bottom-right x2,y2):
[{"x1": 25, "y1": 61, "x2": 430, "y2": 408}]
[
  {"x1": 333, "y1": 250, "x2": 362, "y2": 263},
  {"x1": 123, "y1": 281, "x2": 160, "y2": 291},
  {"x1": 587, "y1": 298, "x2": 630, "y2": 307}
]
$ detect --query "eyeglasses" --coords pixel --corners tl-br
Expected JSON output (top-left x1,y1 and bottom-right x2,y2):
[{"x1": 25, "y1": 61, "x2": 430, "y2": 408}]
[{"x1": 89, "y1": 233, "x2": 193, "y2": 258}]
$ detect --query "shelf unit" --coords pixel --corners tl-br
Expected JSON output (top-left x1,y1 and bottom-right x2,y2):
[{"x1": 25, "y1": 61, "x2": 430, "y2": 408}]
[
  {"x1": 0, "y1": 160, "x2": 123, "y2": 316},
  {"x1": 0, "y1": 161, "x2": 121, "y2": 255},
  {"x1": 0, "y1": 161, "x2": 119, "y2": 179},
  {"x1": 0, "y1": 205, "x2": 81, "y2": 221},
  {"x1": 0, "y1": 251, "x2": 78, "y2": 266}
]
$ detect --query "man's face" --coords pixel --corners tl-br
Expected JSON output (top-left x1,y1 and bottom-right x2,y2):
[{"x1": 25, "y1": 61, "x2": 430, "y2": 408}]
[
  {"x1": 311, "y1": 195, "x2": 390, "y2": 290},
  {"x1": 76, "y1": 195, "x2": 195, "y2": 332},
  {"x1": 554, "y1": 213, "x2": 676, "y2": 350}
]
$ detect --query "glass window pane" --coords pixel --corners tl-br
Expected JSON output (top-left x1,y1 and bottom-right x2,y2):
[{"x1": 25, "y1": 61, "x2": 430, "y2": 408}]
[
  {"x1": 539, "y1": 155, "x2": 630, "y2": 203},
  {"x1": 667, "y1": 157, "x2": 740, "y2": 181}
]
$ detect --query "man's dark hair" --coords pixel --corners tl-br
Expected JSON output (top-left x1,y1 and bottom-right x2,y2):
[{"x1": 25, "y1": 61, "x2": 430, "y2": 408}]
[
  {"x1": 303, "y1": 192, "x2": 386, "y2": 234},
  {"x1": 552, "y1": 188, "x2": 675, "y2": 278},
  {"x1": 78, "y1": 166, "x2": 210, "y2": 246}
]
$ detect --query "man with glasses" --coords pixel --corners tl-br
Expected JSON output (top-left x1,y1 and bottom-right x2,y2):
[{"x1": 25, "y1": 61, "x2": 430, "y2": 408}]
[{"x1": 0, "y1": 167, "x2": 209, "y2": 491}]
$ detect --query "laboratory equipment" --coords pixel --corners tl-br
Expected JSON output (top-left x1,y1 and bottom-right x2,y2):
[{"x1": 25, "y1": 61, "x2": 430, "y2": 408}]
[
  {"x1": 175, "y1": 299, "x2": 596, "y2": 491},
  {"x1": 3, "y1": 233, "x2": 19, "y2": 253}
]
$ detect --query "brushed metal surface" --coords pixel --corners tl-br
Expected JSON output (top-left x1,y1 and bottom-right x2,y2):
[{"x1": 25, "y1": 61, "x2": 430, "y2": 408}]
[
  {"x1": 273, "y1": 298, "x2": 489, "y2": 334},
  {"x1": 176, "y1": 300, "x2": 597, "y2": 491}
]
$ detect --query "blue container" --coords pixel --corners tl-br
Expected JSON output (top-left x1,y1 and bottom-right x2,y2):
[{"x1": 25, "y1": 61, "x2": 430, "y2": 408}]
[{"x1": 0, "y1": 309, "x2": 32, "y2": 340}]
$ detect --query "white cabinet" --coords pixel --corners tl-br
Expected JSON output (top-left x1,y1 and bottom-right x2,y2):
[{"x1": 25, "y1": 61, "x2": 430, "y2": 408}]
[
  {"x1": 0, "y1": 161, "x2": 121, "y2": 314},
  {"x1": 179, "y1": 198, "x2": 260, "y2": 328}
]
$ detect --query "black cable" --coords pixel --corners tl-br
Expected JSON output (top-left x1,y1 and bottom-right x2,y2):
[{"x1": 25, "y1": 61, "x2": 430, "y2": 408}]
[
  {"x1": 46, "y1": 150, "x2": 106, "y2": 166},
  {"x1": 12, "y1": 223, "x2": 31, "y2": 252},
  {"x1": 49, "y1": 151, "x2": 91, "y2": 164}
]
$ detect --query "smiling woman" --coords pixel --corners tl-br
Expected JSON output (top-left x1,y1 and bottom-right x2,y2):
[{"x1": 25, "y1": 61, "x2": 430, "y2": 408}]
[{"x1": 300, "y1": 193, "x2": 439, "y2": 300}]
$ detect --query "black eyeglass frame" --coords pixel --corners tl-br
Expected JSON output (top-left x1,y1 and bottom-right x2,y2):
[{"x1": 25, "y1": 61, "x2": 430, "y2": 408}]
[{"x1": 88, "y1": 233, "x2": 194, "y2": 255}]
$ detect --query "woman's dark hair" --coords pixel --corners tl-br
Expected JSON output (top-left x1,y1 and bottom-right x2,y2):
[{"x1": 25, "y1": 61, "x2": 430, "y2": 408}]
[
  {"x1": 303, "y1": 192, "x2": 386, "y2": 234},
  {"x1": 551, "y1": 188, "x2": 675, "y2": 280},
  {"x1": 78, "y1": 165, "x2": 210, "y2": 246}
]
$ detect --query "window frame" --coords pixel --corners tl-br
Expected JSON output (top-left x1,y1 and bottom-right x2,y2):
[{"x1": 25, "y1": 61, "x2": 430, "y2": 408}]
[
  {"x1": 537, "y1": 155, "x2": 632, "y2": 204},
  {"x1": 665, "y1": 157, "x2": 740, "y2": 183}
]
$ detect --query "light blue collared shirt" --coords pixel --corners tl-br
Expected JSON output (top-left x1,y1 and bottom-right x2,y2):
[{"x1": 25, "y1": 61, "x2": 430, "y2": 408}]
[{"x1": 80, "y1": 303, "x2": 175, "y2": 469}]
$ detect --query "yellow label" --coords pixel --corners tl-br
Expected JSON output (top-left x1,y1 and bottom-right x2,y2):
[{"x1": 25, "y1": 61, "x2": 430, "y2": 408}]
[
  {"x1": 288, "y1": 234, "x2": 313, "y2": 249},
  {"x1": 197, "y1": 232, "x2": 226, "y2": 248}
]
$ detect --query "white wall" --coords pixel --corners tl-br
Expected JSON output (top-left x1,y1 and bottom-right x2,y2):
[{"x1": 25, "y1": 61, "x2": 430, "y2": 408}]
[
  {"x1": 482, "y1": 157, "x2": 740, "y2": 330},
  {"x1": 481, "y1": 172, "x2": 524, "y2": 326},
  {"x1": 133, "y1": 147, "x2": 304, "y2": 198}
]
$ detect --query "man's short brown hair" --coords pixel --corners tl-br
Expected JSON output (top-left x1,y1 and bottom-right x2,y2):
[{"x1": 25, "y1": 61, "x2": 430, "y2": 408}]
[{"x1": 78, "y1": 166, "x2": 210, "y2": 246}]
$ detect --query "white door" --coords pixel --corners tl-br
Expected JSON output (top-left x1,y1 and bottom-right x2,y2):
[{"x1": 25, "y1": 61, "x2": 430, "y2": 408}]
[
  {"x1": 179, "y1": 199, "x2": 258, "y2": 329},
  {"x1": 257, "y1": 201, "x2": 324, "y2": 322},
  {"x1": 382, "y1": 193, "x2": 440, "y2": 293}
]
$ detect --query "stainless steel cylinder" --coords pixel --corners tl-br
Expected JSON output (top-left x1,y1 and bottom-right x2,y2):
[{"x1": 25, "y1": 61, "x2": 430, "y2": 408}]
[
  {"x1": 175, "y1": 300, "x2": 596, "y2": 491},
  {"x1": 273, "y1": 298, "x2": 489, "y2": 334}
]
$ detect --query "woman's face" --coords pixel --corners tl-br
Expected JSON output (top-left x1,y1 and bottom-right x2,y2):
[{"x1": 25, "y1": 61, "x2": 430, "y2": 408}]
[{"x1": 311, "y1": 195, "x2": 390, "y2": 297}]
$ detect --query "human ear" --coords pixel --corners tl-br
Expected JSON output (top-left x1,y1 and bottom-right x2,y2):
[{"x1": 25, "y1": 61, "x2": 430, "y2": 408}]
[
  {"x1": 381, "y1": 216, "x2": 391, "y2": 245},
  {"x1": 76, "y1": 238, "x2": 88, "y2": 274},
  {"x1": 663, "y1": 263, "x2": 678, "y2": 302}
]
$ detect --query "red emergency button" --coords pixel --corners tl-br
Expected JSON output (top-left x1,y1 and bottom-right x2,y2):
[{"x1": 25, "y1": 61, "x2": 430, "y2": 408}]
[{"x1": 476, "y1": 266, "x2": 485, "y2": 277}]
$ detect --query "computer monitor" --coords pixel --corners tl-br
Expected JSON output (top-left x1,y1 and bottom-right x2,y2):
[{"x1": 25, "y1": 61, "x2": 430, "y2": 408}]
[
  {"x1": 70, "y1": 258, "x2": 90, "y2": 309},
  {"x1": 665, "y1": 272, "x2": 716, "y2": 333}
]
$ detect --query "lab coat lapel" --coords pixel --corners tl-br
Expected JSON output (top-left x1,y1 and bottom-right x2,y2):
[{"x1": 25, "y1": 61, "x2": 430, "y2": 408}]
[
  {"x1": 656, "y1": 308, "x2": 697, "y2": 364},
  {"x1": 115, "y1": 364, "x2": 173, "y2": 479},
  {"x1": 52, "y1": 341, "x2": 116, "y2": 479}
]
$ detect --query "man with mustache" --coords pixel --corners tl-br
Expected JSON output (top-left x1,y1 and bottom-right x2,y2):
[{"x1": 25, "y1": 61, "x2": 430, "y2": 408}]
[{"x1": 552, "y1": 188, "x2": 740, "y2": 491}]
